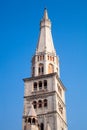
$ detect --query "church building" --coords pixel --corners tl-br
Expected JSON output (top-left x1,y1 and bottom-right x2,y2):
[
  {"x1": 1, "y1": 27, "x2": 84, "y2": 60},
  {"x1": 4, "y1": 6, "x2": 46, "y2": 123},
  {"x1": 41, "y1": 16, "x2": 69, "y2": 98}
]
[{"x1": 22, "y1": 9, "x2": 68, "y2": 130}]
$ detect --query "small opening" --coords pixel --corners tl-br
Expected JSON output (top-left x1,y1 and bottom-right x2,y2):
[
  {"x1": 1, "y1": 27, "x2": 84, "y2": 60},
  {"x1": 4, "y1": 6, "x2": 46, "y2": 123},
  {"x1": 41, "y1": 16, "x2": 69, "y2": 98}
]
[{"x1": 39, "y1": 67, "x2": 40, "y2": 73}]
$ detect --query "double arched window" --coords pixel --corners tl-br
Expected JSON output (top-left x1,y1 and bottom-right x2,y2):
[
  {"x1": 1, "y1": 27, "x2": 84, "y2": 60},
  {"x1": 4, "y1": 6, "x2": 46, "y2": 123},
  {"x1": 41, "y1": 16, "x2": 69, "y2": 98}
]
[
  {"x1": 33, "y1": 80, "x2": 47, "y2": 91},
  {"x1": 33, "y1": 99, "x2": 48, "y2": 109}
]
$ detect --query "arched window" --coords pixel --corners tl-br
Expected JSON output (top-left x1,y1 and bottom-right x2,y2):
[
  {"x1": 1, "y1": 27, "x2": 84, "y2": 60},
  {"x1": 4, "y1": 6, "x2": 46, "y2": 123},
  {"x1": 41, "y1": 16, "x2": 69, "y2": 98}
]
[
  {"x1": 38, "y1": 63, "x2": 44, "y2": 75},
  {"x1": 38, "y1": 100, "x2": 42, "y2": 108},
  {"x1": 41, "y1": 123, "x2": 44, "y2": 130},
  {"x1": 34, "y1": 82, "x2": 37, "y2": 91},
  {"x1": 28, "y1": 118, "x2": 31, "y2": 124},
  {"x1": 39, "y1": 81, "x2": 42, "y2": 90},
  {"x1": 33, "y1": 102, "x2": 37, "y2": 109},
  {"x1": 44, "y1": 80, "x2": 47, "y2": 89},
  {"x1": 48, "y1": 64, "x2": 54, "y2": 73},
  {"x1": 33, "y1": 101, "x2": 37, "y2": 109},
  {"x1": 44, "y1": 99, "x2": 47, "y2": 107}
]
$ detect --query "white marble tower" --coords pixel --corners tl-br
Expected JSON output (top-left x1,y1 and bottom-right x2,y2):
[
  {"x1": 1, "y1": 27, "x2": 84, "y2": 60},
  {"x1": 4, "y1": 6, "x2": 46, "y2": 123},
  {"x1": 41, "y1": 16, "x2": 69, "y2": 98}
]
[{"x1": 22, "y1": 9, "x2": 68, "y2": 130}]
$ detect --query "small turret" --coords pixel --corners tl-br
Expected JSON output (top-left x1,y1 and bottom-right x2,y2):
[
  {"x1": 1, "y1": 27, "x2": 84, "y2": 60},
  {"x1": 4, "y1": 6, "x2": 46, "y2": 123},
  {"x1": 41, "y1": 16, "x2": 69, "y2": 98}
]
[{"x1": 24, "y1": 105, "x2": 39, "y2": 130}]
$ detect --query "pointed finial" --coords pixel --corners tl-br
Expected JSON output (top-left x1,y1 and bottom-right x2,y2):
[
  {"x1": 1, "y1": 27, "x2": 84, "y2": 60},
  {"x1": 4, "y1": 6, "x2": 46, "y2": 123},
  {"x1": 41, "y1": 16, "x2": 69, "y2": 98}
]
[{"x1": 43, "y1": 8, "x2": 48, "y2": 20}]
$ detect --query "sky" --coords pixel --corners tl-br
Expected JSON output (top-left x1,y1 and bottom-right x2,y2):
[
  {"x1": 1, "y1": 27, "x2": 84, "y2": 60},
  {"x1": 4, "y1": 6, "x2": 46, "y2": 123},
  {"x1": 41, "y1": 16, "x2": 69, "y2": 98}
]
[{"x1": 0, "y1": 0, "x2": 87, "y2": 130}]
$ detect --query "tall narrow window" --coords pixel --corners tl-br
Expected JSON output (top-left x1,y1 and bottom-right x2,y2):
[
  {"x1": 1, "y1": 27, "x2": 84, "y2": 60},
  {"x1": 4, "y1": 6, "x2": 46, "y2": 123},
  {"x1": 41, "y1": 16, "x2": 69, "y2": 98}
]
[
  {"x1": 39, "y1": 81, "x2": 42, "y2": 90},
  {"x1": 28, "y1": 118, "x2": 31, "y2": 124},
  {"x1": 38, "y1": 100, "x2": 42, "y2": 108},
  {"x1": 44, "y1": 99, "x2": 47, "y2": 107},
  {"x1": 41, "y1": 123, "x2": 44, "y2": 130},
  {"x1": 32, "y1": 118, "x2": 35, "y2": 124},
  {"x1": 38, "y1": 63, "x2": 44, "y2": 75},
  {"x1": 44, "y1": 80, "x2": 47, "y2": 89},
  {"x1": 34, "y1": 82, "x2": 37, "y2": 91},
  {"x1": 33, "y1": 101, "x2": 37, "y2": 109}
]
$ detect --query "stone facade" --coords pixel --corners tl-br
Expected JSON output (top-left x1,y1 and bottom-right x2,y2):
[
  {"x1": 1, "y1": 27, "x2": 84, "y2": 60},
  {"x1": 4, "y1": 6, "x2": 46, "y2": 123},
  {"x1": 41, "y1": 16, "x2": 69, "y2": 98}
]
[{"x1": 22, "y1": 9, "x2": 68, "y2": 130}]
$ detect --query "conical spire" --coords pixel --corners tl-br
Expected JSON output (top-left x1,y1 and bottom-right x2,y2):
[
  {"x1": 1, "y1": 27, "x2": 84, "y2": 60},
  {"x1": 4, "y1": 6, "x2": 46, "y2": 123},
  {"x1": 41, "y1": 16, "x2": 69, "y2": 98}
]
[
  {"x1": 28, "y1": 104, "x2": 37, "y2": 117},
  {"x1": 36, "y1": 9, "x2": 55, "y2": 54}
]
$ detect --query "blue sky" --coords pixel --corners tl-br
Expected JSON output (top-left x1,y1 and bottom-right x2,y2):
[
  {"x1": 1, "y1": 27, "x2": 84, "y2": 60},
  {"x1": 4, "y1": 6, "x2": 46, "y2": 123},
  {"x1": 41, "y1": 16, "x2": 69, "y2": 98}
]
[{"x1": 0, "y1": 0, "x2": 87, "y2": 130}]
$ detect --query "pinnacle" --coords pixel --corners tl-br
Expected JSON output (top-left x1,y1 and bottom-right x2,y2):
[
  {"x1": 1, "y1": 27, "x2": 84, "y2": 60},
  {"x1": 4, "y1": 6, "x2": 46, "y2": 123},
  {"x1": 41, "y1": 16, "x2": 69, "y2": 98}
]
[
  {"x1": 28, "y1": 104, "x2": 37, "y2": 117},
  {"x1": 43, "y1": 8, "x2": 48, "y2": 20}
]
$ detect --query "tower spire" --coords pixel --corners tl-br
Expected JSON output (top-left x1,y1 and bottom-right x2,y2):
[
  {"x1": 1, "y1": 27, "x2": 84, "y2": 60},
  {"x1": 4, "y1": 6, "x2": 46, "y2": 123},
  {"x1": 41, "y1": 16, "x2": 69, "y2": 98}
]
[{"x1": 36, "y1": 9, "x2": 55, "y2": 54}]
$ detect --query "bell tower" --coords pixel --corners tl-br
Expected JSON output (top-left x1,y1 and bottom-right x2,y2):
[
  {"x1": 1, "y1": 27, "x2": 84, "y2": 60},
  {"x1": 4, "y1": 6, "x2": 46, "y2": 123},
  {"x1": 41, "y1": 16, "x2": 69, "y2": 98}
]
[{"x1": 22, "y1": 8, "x2": 68, "y2": 130}]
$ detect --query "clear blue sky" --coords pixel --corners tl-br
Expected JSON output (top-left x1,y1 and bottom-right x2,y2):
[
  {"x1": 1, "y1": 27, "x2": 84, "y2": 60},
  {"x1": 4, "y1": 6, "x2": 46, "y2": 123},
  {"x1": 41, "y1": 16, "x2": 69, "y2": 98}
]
[{"x1": 0, "y1": 0, "x2": 87, "y2": 130}]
